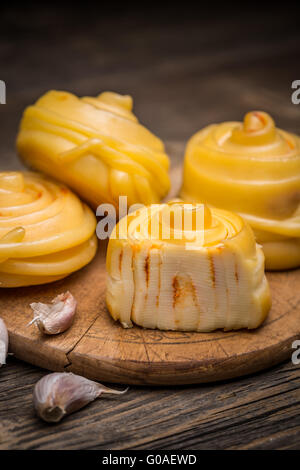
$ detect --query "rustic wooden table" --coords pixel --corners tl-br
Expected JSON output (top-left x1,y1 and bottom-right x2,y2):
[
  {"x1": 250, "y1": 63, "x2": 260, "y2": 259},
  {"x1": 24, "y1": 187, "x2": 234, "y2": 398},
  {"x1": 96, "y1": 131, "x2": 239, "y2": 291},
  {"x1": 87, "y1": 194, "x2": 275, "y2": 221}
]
[{"x1": 0, "y1": 5, "x2": 299, "y2": 450}]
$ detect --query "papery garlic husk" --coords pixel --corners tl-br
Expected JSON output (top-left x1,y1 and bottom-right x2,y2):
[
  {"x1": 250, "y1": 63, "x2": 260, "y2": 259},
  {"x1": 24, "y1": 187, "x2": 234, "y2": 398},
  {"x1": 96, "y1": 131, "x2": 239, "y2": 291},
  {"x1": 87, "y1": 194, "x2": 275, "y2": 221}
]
[
  {"x1": 0, "y1": 171, "x2": 97, "y2": 287},
  {"x1": 17, "y1": 90, "x2": 170, "y2": 211},
  {"x1": 106, "y1": 202, "x2": 271, "y2": 332},
  {"x1": 180, "y1": 111, "x2": 300, "y2": 270},
  {"x1": 33, "y1": 372, "x2": 128, "y2": 423},
  {"x1": 0, "y1": 318, "x2": 9, "y2": 366},
  {"x1": 29, "y1": 291, "x2": 77, "y2": 335}
]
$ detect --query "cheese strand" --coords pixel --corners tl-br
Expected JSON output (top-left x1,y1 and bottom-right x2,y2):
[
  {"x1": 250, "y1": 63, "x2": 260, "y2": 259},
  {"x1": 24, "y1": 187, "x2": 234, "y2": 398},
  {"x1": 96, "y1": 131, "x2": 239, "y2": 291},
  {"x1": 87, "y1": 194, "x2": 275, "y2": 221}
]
[
  {"x1": 0, "y1": 171, "x2": 97, "y2": 287},
  {"x1": 17, "y1": 91, "x2": 170, "y2": 210},
  {"x1": 181, "y1": 111, "x2": 300, "y2": 269}
]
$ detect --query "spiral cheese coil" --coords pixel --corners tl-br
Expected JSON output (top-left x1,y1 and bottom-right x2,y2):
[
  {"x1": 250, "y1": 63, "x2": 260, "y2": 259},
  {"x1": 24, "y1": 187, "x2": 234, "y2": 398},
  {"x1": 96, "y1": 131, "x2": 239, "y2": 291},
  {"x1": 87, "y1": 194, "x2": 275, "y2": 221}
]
[
  {"x1": 106, "y1": 202, "x2": 271, "y2": 332},
  {"x1": 180, "y1": 111, "x2": 300, "y2": 270},
  {"x1": 0, "y1": 171, "x2": 97, "y2": 287},
  {"x1": 17, "y1": 91, "x2": 170, "y2": 210}
]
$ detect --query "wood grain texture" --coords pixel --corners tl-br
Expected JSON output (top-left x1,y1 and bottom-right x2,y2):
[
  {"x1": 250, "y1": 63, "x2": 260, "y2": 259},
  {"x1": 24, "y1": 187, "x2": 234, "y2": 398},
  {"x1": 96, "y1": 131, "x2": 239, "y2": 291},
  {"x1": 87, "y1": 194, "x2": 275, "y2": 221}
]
[
  {"x1": 0, "y1": 358, "x2": 299, "y2": 450},
  {"x1": 0, "y1": 3, "x2": 300, "y2": 449}
]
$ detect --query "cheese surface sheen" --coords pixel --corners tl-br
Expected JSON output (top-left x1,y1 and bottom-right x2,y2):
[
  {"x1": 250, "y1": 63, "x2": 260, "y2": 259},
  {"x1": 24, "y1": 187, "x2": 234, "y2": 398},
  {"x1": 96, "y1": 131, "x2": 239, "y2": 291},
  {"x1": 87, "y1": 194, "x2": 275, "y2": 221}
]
[{"x1": 106, "y1": 202, "x2": 271, "y2": 331}]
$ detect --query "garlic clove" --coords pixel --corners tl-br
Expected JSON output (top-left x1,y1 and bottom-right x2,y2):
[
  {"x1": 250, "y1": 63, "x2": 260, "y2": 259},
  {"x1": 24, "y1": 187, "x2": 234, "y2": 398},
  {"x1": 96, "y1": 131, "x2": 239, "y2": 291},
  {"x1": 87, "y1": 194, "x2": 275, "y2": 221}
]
[
  {"x1": 0, "y1": 318, "x2": 9, "y2": 367},
  {"x1": 33, "y1": 372, "x2": 128, "y2": 423},
  {"x1": 29, "y1": 291, "x2": 77, "y2": 335}
]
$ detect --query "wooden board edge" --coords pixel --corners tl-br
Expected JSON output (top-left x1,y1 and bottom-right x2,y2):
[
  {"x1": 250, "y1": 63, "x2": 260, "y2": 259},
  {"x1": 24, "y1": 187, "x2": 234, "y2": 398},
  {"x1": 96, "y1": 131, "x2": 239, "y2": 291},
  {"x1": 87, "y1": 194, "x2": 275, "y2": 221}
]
[
  {"x1": 9, "y1": 331, "x2": 70, "y2": 371},
  {"x1": 65, "y1": 336, "x2": 296, "y2": 385}
]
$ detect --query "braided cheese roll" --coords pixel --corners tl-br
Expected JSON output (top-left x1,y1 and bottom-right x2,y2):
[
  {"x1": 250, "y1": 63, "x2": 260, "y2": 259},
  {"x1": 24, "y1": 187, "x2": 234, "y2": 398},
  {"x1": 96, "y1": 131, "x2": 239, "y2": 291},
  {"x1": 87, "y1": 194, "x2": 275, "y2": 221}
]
[
  {"x1": 181, "y1": 111, "x2": 300, "y2": 270},
  {"x1": 17, "y1": 91, "x2": 170, "y2": 210},
  {"x1": 106, "y1": 202, "x2": 271, "y2": 332},
  {"x1": 0, "y1": 171, "x2": 97, "y2": 287}
]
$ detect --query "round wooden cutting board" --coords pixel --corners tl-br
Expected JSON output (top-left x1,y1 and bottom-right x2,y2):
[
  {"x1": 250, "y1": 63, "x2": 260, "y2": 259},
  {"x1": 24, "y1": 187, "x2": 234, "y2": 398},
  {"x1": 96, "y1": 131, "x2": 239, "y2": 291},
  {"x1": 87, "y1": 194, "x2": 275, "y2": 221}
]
[
  {"x1": 1, "y1": 238, "x2": 299, "y2": 385},
  {"x1": 1, "y1": 156, "x2": 300, "y2": 385}
]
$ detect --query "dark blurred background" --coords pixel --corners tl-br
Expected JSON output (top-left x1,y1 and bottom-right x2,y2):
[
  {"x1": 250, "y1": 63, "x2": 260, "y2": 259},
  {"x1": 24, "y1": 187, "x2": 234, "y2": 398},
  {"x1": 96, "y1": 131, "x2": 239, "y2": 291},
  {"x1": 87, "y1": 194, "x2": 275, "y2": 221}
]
[{"x1": 1, "y1": 2, "x2": 300, "y2": 173}]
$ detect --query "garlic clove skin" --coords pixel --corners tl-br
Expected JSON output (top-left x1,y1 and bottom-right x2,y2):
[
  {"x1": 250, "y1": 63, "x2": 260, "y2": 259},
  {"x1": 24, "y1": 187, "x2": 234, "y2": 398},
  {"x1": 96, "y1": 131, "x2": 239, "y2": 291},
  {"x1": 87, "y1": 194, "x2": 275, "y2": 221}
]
[
  {"x1": 29, "y1": 291, "x2": 77, "y2": 335},
  {"x1": 0, "y1": 318, "x2": 9, "y2": 367},
  {"x1": 33, "y1": 372, "x2": 128, "y2": 423}
]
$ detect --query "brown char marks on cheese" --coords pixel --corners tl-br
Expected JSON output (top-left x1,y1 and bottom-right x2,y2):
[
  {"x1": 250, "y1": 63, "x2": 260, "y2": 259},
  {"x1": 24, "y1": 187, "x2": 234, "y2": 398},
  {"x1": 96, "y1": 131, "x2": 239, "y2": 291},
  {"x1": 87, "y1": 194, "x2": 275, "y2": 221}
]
[
  {"x1": 119, "y1": 250, "x2": 123, "y2": 273},
  {"x1": 208, "y1": 253, "x2": 215, "y2": 288},
  {"x1": 172, "y1": 276, "x2": 181, "y2": 309},
  {"x1": 144, "y1": 252, "x2": 150, "y2": 287},
  {"x1": 191, "y1": 281, "x2": 198, "y2": 308},
  {"x1": 172, "y1": 274, "x2": 199, "y2": 310},
  {"x1": 235, "y1": 262, "x2": 239, "y2": 282}
]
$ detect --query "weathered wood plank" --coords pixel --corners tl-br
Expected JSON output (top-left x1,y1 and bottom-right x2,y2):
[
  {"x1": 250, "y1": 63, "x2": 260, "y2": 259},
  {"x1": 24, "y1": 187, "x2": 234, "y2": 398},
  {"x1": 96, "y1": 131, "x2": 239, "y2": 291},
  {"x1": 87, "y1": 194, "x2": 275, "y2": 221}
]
[{"x1": 0, "y1": 358, "x2": 299, "y2": 449}]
